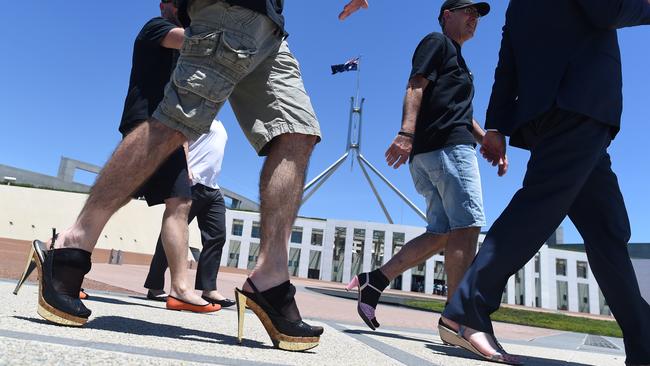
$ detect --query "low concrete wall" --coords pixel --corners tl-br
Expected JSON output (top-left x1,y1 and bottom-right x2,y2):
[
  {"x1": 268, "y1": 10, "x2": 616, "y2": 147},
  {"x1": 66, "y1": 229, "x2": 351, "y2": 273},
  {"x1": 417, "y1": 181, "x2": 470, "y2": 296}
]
[{"x1": 0, "y1": 185, "x2": 200, "y2": 257}]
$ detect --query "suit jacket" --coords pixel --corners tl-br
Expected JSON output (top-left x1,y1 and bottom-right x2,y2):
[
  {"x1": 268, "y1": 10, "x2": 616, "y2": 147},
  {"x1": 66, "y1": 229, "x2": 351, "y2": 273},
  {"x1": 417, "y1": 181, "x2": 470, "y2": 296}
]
[{"x1": 485, "y1": 0, "x2": 650, "y2": 146}]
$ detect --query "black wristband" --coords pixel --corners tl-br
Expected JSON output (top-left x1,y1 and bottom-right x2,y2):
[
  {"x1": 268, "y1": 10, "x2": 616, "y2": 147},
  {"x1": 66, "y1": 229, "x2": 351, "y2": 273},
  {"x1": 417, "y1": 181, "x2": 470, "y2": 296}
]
[{"x1": 398, "y1": 131, "x2": 415, "y2": 139}]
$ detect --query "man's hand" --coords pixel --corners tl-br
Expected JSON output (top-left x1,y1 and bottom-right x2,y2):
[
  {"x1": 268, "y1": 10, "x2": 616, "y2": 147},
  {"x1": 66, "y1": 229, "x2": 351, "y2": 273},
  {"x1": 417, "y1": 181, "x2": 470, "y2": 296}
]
[
  {"x1": 480, "y1": 131, "x2": 509, "y2": 176},
  {"x1": 339, "y1": 0, "x2": 369, "y2": 20},
  {"x1": 385, "y1": 134, "x2": 412, "y2": 169}
]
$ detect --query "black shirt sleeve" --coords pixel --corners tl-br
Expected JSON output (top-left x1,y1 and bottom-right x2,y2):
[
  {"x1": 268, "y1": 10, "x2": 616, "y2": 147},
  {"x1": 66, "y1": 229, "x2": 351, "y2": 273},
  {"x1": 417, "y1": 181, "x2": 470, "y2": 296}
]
[
  {"x1": 410, "y1": 33, "x2": 445, "y2": 82},
  {"x1": 138, "y1": 17, "x2": 177, "y2": 47}
]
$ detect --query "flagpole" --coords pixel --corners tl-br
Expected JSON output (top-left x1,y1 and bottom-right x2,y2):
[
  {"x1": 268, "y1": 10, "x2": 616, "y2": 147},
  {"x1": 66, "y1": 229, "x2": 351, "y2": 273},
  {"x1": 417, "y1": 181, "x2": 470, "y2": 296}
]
[{"x1": 355, "y1": 55, "x2": 361, "y2": 109}]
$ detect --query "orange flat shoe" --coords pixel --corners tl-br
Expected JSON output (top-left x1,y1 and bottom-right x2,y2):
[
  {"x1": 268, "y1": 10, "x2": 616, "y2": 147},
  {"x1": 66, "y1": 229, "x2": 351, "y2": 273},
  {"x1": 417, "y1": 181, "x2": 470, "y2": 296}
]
[
  {"x1": 166, "y1": 295, "x2": 221, "y2": 313},
  {"x1": 79, "y1": 289, "x2": 89, "y2": 300}
]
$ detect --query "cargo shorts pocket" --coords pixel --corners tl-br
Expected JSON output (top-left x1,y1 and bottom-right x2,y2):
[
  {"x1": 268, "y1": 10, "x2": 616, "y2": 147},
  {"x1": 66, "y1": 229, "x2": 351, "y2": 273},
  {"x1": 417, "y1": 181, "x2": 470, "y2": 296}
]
[{"x1": 176, "y1": 27, "x2": 257, "y2": 103}]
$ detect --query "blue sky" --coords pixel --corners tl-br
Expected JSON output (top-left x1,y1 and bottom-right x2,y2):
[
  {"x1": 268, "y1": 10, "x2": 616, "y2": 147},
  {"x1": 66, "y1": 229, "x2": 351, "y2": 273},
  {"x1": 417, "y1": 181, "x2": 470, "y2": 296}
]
[{"x1": 1, "y1": 1, "x2": 649, "y2": 243}]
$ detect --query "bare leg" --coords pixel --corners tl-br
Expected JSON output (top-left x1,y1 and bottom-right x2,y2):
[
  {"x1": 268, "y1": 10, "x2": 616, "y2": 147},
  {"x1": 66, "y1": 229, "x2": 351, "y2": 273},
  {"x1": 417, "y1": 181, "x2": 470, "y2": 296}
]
[
  {"x1": 444, "y1": 227, "x2": 480, "y2": 300},
  {"x1": 160, "y1": 197, "x2": 207, "y2": 305},
  {"x1": 51, "y1": 120, "x2": 186, "y2": 252},
  {"x1": 244, "y1": 134, "x2": 317, "y2": 292},
  {"x1": 380, "y1": 233, "x2": 448, "y2": 281}
]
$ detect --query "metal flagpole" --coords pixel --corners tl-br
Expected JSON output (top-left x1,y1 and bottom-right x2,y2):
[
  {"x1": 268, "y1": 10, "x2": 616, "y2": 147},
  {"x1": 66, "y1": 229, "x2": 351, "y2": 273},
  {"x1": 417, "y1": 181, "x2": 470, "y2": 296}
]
[{"x1": 301, "y1": 56, "x2": 426, "y2": 224}]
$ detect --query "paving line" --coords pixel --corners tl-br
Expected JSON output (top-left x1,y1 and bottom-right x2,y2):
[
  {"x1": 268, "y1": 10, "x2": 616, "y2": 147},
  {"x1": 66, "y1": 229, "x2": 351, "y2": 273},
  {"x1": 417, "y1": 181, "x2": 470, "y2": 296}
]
[
  {"x1": 324, "y1": 321, "x2": 440, "y2": 366},
  {"x1": 0, "y1": 330, "x2": 281, "y2": 366}
]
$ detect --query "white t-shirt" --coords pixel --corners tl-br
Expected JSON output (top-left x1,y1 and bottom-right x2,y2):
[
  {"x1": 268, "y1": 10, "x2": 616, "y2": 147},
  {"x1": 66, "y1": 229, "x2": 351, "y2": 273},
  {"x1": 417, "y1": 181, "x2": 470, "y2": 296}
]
[{"x1": 188, "y1": 120, "x2": 227, "y2": 189}]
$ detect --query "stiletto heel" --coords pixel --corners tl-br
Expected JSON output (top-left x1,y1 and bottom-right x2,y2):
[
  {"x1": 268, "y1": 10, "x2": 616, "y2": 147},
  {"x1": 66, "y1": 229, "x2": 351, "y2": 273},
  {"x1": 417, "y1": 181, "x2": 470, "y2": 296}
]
[
  {"x1": 13, "y1": 246, "x2": 36, "y2": 295},
  {"x1": 235, "y1": 279, "x2": 323, "y2": 351},
  {"x1": 235, "y1": 289, "x2": 247, "y2": 344}
]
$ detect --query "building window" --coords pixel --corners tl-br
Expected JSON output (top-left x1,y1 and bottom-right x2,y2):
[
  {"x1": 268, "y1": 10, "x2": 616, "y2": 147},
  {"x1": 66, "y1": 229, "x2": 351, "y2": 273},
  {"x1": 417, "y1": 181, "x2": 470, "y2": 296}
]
[
  {"x1": 577, "y1": 261, "x2": 588, "y2": 279},
  {"x1": 308, "y1": 250, "x2": 322, "y2": 279},
  {"x1": 231, "y1": 219, "x2": 244, "y2": 236},
  {"x1": 515, "y1": 268, "x2": 525, "y2": 306},
  {"x1": 578, "y1": 283, "x2": 590, "y2": 313},
  {"x1": 331, "y1": 227, "x2": 346, "y2": 282},
  {"x1": 288, "y1": 248, "x2": 301, "y2": 276},
  {"x1": 557, "y1": 280, "x2": 569, "y2": 310},
  {"x1": 534, "y1": 253, "x2": 540, "y2": 273},
  {"x1": 310, "y1": 228, "x2": 323, "y2": 246},
  {"x1": 501, "y1": 286, "x2": 508, "y2": 304},
  {"x1": 599, "y1": 289, "x2": 611, "y2": 316},
  {"x1": 350, "y1": 229, "x2": 365, "y2": 278},
  {"x1": 390, "y1": 233, "x2": 405, "y2": 289},
  {"x1": 371, "y1": 230, "x2": 385, "y2": 270},
  {"x1": 247, "y1": 243, "x2": 260, "y2": 270},
  {"x1": 556, "y1": 258, "x2": 567, "y2": 276},
  {"x1": 251, "y1": 221, "x2": 260, "y2": 239},
  {"x1": 290, "y1": 226, "x2": 303, "y2": 244},
  {"x1": 227, "y1": 240, "x2": 241, "y2": 268}
]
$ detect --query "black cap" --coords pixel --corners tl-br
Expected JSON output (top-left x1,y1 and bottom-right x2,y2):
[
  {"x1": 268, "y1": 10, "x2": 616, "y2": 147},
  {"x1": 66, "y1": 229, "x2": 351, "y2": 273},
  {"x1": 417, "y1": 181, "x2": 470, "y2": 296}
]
[{"x1": 438, "y1": 0, "x2": 490, "y2": 22}]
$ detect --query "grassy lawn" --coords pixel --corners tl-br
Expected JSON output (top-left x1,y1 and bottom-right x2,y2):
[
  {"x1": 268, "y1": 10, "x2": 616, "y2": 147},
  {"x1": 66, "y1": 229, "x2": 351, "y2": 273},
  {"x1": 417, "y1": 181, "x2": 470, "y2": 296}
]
[{"x1": 404, "y1": 299, "x2": 622, "y2": 338}]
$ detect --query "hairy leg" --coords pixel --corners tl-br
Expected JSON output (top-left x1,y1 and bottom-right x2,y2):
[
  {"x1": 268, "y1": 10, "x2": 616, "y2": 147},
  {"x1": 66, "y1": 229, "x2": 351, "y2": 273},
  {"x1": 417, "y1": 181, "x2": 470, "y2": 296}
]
[
  {"x1": 380, "y1": 233, "x2": 448, "y2": 281},
  {"x1": 245, "y1": 133, "x2": 317, "y2": 292},
  {"x1": 444, "y1": 227, "x2": 480, "y2": 300},
  {"x1": 52, "y1": 120, "x2": 186, "y2": 252}
]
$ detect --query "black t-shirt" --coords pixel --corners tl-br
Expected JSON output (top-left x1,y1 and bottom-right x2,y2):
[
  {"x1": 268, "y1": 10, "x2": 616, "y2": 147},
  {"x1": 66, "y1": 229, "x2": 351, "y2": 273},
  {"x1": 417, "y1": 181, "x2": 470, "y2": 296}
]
[
  {"x1": 119, "y1": 17, "x2": 179, "y2": 135},
  {"x1": 410, "y1": 32, "x2": 476, "y2": 157},
  {"x1": 225, "y1": 0, "x2": 285, "y2": 33}
]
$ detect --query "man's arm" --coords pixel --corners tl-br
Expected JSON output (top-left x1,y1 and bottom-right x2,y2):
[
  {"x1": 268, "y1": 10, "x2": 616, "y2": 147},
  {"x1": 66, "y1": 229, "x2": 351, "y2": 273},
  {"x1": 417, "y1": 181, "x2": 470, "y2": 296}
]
[
  {"x1": 385, "y1": 75, "x2": 428, "y2": 169},
  {"x1": 471, "y1": 119, "x2": 485, "y2": 145},
  {"x1": 161, "y1": 27, "x2": 185, "y2": 50},
  {"x1": 575, "y1": 0, "x2": 650, "y2": 29}
]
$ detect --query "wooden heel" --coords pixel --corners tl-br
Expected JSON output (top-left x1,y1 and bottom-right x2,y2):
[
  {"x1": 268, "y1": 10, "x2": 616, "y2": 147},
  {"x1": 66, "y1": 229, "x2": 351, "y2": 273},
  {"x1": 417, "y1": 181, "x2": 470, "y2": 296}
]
[{"x1": 13, "y1": 247, "x2": 37, "y2": 295}]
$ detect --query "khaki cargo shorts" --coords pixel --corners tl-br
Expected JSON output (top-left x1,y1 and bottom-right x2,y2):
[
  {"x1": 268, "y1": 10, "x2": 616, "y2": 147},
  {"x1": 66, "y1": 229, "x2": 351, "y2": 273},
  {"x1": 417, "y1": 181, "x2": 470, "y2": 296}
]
[{"x1": 153, "y1": 0, "x2": 321, "y2": 155}]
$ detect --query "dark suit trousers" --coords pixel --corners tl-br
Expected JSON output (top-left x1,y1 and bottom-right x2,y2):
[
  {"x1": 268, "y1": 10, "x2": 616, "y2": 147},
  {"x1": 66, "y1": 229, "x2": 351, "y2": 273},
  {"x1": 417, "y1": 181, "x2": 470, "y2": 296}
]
[
  {"x1": 144, "y1": 184, "x2": 227, "y2": 292},
  {"x1": 442, "y1": 108, "x2": 650, "y2": 363}
]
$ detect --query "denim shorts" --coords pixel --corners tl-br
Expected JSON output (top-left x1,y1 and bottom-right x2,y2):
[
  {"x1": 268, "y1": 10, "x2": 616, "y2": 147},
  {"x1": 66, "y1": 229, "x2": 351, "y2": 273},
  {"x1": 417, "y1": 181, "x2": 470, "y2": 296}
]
[
  {"x1": 409, "y1": 144, "x2": 486, "y2": 234},
  {"x1": 153, "y1": 0, "x2": 321, "y2": 155}
]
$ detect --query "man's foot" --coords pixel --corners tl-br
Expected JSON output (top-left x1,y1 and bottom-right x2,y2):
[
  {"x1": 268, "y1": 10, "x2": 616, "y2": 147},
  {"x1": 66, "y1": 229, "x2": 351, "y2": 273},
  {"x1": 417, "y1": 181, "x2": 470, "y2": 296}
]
[
  {"x1": 202, "y1": 290, "x2": 236, "y2": 308},
  {"x1": 146, "y1": 289, "x2": 168, "y2": 302},
  {"x1": 439, "y1": 317, "x2": 522, "y2": 365},
  {"x1": 345, "y1": 270, "x2": 389, "y2": 330}
]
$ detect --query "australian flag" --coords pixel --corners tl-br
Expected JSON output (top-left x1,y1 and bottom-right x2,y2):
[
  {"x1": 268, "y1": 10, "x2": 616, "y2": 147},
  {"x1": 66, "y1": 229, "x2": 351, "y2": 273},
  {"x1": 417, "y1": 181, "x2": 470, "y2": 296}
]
[{"x1": 331, "y1": 57, "x2": 359, "y2": 75}]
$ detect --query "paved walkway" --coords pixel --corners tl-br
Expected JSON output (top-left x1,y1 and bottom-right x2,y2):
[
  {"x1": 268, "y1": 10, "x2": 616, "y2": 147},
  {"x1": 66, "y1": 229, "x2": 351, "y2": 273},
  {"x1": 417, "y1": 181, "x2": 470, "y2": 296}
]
[{"x1": 1, "y1": 276, "x2": 627, "y2": 365}]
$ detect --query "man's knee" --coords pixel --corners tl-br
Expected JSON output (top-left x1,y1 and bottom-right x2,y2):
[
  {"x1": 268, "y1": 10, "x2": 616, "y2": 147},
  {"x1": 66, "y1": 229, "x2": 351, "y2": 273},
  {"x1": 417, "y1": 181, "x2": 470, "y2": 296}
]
[
  {"x1": 164, "y1": 197, "x2": 192, "y2": 218},
  {"x1": 269, "y1": 133, "x2": 318, "y2": 155}
]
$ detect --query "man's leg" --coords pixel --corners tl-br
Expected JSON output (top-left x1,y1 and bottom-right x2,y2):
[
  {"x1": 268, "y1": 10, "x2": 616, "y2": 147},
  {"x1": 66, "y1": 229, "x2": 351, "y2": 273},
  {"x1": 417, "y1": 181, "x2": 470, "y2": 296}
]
[
  {"x1": 442, "y1": 110, "x2": 614, "y2": 358},
  {"x1": 143, "y1": 234, "x2": 169, "y2": 293},
  {"x1": 159, "y1": 196, "x2": 207, "y2": 304},
  {"x1": 52, "y1": 120, "x2": 185, "y2": 251},
  {"x1": 445, "y1": 227, "x2": 480, "y2": 300},
  {"x1": 381, "y1": 233, "x2": 447, "y2": 280},
  {"x1": 244, "y1": 133, "x2": 317, "y2": 292},
  {"x1": 193, "y1": 187, "x2": 229, "y2": 300},
  {"x1": 568, "y1": 153, "x2": 650, "y2": 364}
]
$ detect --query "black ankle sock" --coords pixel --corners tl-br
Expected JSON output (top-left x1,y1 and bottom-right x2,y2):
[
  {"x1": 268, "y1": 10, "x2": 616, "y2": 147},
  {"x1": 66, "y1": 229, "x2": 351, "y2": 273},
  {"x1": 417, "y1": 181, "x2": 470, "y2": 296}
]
[
  {"x1": 261, "y1": 281, "x2": 302, "y2": 322},
  {"x1": 359, "y1": 269, "x2": 389, "y2": 308},
  {"x1": 369, "y1": 269, "x2": 390, "y2": 291}
]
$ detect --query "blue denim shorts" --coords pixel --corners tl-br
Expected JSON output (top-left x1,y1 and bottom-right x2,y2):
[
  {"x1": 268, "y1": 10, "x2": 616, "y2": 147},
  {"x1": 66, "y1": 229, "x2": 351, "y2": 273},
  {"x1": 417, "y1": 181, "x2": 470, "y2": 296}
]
[{"x1": 409, "y1": 144, "x2": 486, "y2": 234}]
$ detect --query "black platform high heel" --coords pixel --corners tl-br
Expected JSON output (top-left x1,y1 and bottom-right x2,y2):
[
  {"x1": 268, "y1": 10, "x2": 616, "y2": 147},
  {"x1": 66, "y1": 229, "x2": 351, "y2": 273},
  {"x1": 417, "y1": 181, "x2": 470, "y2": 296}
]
[
  {"x1": 235, "y1": 279, "x2": 323, "y2": 351},
  {"x1": 36, "y1": 229, "x2": 93, "y2": 327}
]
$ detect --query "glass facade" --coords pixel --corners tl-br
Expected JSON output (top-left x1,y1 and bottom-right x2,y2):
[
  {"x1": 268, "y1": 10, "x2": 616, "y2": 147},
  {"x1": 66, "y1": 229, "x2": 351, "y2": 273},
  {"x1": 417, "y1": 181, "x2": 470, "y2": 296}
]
[
  {"x1": 599, "y1": 289, "x2": 611, "y2": 316},
  {"x1": 556, "y1": 258, "x2": 567, "y2": 276},
  {"x1": 557, "y1": 280, "x2": 569, "y2": 310},
  {"x1": 251, "y1": 221, "x2": 260, "y2": 239},
  {"x1": 577, "y1": 261, "x2": 589, "y2": 279},
  {"x1": 331, "y1": 227, "x2": 346, "y2": 282},
  {"x1": 350, "y1": 229, "x2": 365, "y2": 277},
  {"x1": 247, "y1": 242, "x2": 260, "y2": 270},
  {"x1": 578, "y1": 283, "x2": 590, "y2": 313},
  {"x1": 227, "y1": 240, "x2": 241, "y2": 267},
  {"x1": 310, "y1": 228, "x2": 323, "y2": 246},
  {"x1": 308, "y1": 250, "x2": 322, "y2": 279},
  {"x1": 291, "y1": 226, "x2": 303, "y2": 244},
  {"x1": 288, "y1": 248, "x2": 301, "y2": 276},
  {"x1": 371, "y1": 230, "x2": 385, "y2": 270},
  {"x1": 515, "y1": 268, "x2": 525, "y2": 305},
  {"x1": 390, "y1": 233, "x2": 405, "y2": 289}
]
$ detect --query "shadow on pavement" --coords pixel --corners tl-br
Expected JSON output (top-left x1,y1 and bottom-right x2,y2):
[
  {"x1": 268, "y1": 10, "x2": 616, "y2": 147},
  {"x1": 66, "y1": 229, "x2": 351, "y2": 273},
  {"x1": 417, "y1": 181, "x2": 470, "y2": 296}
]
[
  {"x1": 426, "y1": 343, "x2": 595, "y2": 366},
  {"x1": 84, "y1": 295, "x2": 164, "y2": 310},
  {"x1": 14, "y1": 315, "x2": 272, "y2": 350},
  {"x1": 343, "y1": 329, "x2": 431, "y2": 343}
]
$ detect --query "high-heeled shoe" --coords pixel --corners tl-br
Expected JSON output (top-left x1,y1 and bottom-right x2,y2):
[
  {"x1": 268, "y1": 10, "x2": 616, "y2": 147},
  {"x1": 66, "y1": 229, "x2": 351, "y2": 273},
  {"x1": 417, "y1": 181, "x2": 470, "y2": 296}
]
[
  {"x1": 345, "y1": 272, "x2": 384, "y2": 330},
  {"x1": 13, "y1": 240, "x2": 47, "y2": 295},
  {"x1": 14, "y1": 237, "x2": 91, "y2": 301},
  {"x1": 235, "y1": 278, "x2": 323, "y2": 351},
  {"x1": 35, "y1": 229, "x2": 93, "y2": 327}
]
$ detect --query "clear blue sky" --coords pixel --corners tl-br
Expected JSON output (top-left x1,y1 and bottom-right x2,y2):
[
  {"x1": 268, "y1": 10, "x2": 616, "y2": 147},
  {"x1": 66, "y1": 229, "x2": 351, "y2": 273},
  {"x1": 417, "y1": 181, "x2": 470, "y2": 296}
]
[{"x1": 1, "y1": 1, "x2": 649, "y2": 243}]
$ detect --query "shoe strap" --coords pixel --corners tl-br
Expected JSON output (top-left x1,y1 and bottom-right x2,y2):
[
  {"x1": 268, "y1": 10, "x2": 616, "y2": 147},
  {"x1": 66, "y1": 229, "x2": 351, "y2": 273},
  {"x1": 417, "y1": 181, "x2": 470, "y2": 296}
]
[{"x1": 50, "y1": 228, "x2": 58, "y2": 250}]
